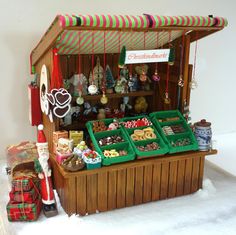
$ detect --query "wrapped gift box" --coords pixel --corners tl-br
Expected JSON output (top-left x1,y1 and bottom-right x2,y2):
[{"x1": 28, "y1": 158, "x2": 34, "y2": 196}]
[
  {"x1": 69, "y1": 130, "x2": 83, "y2": 147},
  {"x1": 6, "y1": 141, "x2": 38, "y2": 180},
  {"x1": 56, "y1": 151, "x2": 71, "y2": 164},
  {"x1": 9, "y1": 187, "x2": 38, "y2": 203},
  {"x1": 6, "y1": 197, "x2": 42, "y2": 222},
  {"x1": 12, "y1": 176, "x2": 39, "y2": 192},
  {"x1": 53, "y1": 131, "x2": 68, "y2": 153}
]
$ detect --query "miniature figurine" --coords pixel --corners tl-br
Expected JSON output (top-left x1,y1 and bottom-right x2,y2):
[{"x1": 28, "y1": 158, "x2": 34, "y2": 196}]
[
  {"x1": 135, "y1": 64, "x2": 152, "y2": 91},
  {"x1": 35, "y1": 125, "x2": 58, "y2": 217}
]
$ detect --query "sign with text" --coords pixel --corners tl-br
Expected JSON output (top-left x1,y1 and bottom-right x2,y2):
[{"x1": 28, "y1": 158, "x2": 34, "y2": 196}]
[{"x1": 125, "y1": 49, "x2": 170, "y2": 64}]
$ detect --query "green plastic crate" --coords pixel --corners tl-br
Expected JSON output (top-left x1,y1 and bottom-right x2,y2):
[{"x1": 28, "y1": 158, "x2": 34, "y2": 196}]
[
  {"x1": 123, "y1": 125, "x2": 169, "y2": 157},
  {"x1": 149, "y1": 110, "x2": 199, "y2": 153},
  {"x1": 99, "y1": 142, "x2": 136, "y2": 166},
  {"x1": 149, "y1": 110, "x2": 184, "y2": 123}
]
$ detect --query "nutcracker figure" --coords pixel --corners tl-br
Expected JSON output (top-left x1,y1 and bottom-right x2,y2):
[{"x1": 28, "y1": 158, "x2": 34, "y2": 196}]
[{"x1": 35, "y1": 124, "x2": 58, "y2": 217}]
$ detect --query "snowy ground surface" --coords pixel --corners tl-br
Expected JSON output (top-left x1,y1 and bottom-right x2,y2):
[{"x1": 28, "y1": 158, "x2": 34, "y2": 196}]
[{"x1": 1, "y1": 159, "x2": 236, "y2": 235}]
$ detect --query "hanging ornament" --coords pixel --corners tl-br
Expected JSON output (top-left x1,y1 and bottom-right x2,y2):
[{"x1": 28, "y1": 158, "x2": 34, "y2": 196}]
[
  {"x1": 100, "y1": 31, "x2": 108, "y2": 104},
  {"x1": 164, "y1": 32, "x2": 172, "y2": 105},
  {"x1": 118, "y1": 45, "x2": 126, "y2": 69},
  {"x1": 168, "y1": 46, "x2": 175, "y2": 66},
  {"x1": 100, "y1": 92, "x2": 108, "y2": 104},
  {"x1": 164, "y1": 92, "x2": 171, "y2": 104},
  {"x1": 76, "y1": 91, "x2": 84, "y2": 105},
  {"x1": 178, "y1": 75, "x2": 184, "y2": 87},
  {"x1": 152, "y1": 32, "x2": 161, "y2": 81},
  {"x1": 76, "y1": 31, "x2": 84, "y2": 105},
  {"x1": 190, "y1": 39, "x2": 198, "y2": 90},
  {"x1": 88, "y1": 32, "x2": 99, "y2": 95},
  {"x1": 140, "y1": 68, "x2": 147, "y2": 82},
  {"x1": 88, "y1": 84, "x2": 98, "y2": 95},
  {"x1": 152, "y1": 69, "x2": 161, "y2": 82}
]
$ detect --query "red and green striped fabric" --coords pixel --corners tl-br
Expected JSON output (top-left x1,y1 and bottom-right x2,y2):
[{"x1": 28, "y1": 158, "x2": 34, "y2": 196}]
[
  {"x1": 56, "y1": 30, "x2": 183, "y2": 55},
  {"x1": 58, "y1": 14, "x2": 228, "y2": 28}
]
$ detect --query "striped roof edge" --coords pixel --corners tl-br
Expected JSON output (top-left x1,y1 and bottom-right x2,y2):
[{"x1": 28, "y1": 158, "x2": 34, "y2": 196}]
[
  {"x1": 30, "y1": 14, "x2": 228, "y2": 73},
  {"x1": 58, "y1": 14, "x2": 228, "y2": 28}
]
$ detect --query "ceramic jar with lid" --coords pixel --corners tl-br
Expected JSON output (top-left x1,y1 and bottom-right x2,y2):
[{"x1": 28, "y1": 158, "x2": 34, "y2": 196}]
[{"x1": 194, "y1": 119, "x2": 212, "y2": 151}]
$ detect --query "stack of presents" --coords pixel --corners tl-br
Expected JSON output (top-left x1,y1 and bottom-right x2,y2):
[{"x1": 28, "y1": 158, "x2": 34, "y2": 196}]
[
  {"x1": 5, "y1": 126, "x2": 58, "y2": 222},
  {"x1": 6, "y1": 141, "x2": 42, "y2": 221}
]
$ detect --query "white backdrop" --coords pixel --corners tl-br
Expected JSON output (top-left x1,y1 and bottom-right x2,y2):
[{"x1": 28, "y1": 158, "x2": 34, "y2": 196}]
[{"x1": 0, "y1": 0, "x2": 235, "y2": 173}]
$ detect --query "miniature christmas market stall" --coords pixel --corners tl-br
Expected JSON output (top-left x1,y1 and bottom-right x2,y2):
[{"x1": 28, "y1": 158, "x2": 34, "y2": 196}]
[{"x1": 29, "y1": 14, "x2": 227, "y2": 216}]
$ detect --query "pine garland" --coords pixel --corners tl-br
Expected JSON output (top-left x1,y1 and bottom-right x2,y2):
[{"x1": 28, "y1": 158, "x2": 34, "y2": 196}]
[{"x1": 118, "y1": 46, "x2": 126, "y2": 68}]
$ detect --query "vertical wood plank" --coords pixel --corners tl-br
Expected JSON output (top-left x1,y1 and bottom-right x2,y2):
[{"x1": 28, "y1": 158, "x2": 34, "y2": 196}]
[
  {"x1": 176, "y1": 159, "x2": 186, "y2": 196},
  {"x1": 198, "y1": 156, "x2": 205, "y2": 189},
  {"x1": 76, "y1": 175, "x2": 87, "y2": 216},
  {"x1": 66, "y1": 177, "x2": 76, "y2": 215},
  {"x1": 134, "y1": 166, "x2": 144, "y2": 205},
  {"x1": 152, "y1": 163, "x2": 161, "y2": 201},
  {"x1": 117, "y1": 169, "x2": 126, "y2": 209},
  {"x1": 160, "y1": 162, "x2": 169, "y2": 200},
  {"x1": 184, "y1": 158, "x2": 193, "y2": 195},
  {"x1": 191, "y1": 157, "x2": 201, "y2": 193},
  {"x1": 143, "y1": 165, "x2": 153, "y2": 203},
  {"x1": 168, "y1": 161, "x2": 178, "y2": 198},
  {"x1": 126, "y1": 167, "x2": 135, "y2": 206},
  {"x1": 87, "y1": 174, "x2": 98, "y2": 214},
  {"x1": 97, "y1": 172, "x2": 108, "y2": 212},
  {"x1": 108, "y1": 170, "x2": 117, "y2": 210}
]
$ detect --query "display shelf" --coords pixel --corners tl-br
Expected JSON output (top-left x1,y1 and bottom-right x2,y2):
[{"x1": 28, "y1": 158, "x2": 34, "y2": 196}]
[{"x1": 73, "y1": 90, "x2": 154, "y2": 102}]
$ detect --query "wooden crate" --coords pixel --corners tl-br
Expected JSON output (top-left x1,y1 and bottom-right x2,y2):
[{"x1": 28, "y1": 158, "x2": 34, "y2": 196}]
[{"x1": 50, "y1": 150, "x2": 216, "y2": 216}]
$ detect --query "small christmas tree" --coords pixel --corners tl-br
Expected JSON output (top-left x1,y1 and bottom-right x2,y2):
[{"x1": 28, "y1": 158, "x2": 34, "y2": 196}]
[
  {"x1": 168, "y1": 45, "x2": 175, "y2": 66},
  {"x1": 106, "y1": 65, "x2": 115, "y2": 93},
  {"x1": 118, "y1": 46, "x2": 126, "y2": 68}
]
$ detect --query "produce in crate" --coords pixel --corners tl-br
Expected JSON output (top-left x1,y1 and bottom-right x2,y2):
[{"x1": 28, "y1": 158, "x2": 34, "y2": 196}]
[
  {"x1": 98, "y1": 135, "x2": 124, "y2": 146},
  {"x1": 73, "y1": 141, "x2": 88, "y2": 157},
  {"x1": 137, "y1": 142, "x2": 160, "y2": 152},
  {"x1": 92, "y1": 120, "x2": 107, "y2": 132},
  {"x1": 131, "y1": 127, "x2": 156, "y2": 141},
  {"x1": 103, "y1": 149, "x2": 127, "y2": 158},
  {"x1": 122, "y1": 117, "x2": 152, "y2": 128},
  {"x1": 83, "y1": 150, "x2": 101, "y2": 170},
  {"x1": 170, "y1": 138, "x2": 191, "y2": 147}
]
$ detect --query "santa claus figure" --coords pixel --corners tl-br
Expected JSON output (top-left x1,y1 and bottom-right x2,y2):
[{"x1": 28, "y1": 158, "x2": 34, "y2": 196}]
[{"x1": 35, "y1": 124, "x2": 58, "y2": 217}]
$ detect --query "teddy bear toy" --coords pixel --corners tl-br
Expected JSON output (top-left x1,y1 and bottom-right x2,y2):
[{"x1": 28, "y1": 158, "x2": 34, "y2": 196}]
[
  {"x1": 134, "y1": 96, "x2": 148, "y2": 114},
  {"x1": 135, "y1": 64, "x2": 152, "y2": 91}
]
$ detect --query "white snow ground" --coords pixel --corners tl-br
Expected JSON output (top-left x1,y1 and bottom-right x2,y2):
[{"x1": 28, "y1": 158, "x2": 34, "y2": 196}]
[{"x1": 1, "y1": 159, "x2": 236, "y2": 235}]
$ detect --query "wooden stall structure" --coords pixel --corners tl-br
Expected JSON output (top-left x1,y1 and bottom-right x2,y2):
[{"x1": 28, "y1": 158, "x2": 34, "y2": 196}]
[{"x1": 30, "y1": 14, "x2": 227, "y2": 215}]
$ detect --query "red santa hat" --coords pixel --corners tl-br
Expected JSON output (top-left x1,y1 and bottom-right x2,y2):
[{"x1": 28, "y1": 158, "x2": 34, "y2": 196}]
[{"x1": 37, "y1": 124, "x2": 48, "y2": 146}]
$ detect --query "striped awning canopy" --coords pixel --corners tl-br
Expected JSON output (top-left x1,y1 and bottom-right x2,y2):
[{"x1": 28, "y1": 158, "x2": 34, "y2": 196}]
[{"x1": 31, "y1": 14, "x2": 228, "y2": 66}]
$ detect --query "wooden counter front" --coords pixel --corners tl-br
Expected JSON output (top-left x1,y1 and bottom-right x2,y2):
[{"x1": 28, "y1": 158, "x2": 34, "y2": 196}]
[{"x1": 50, "y1": 150, "x2": 217, "y2": 216}]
